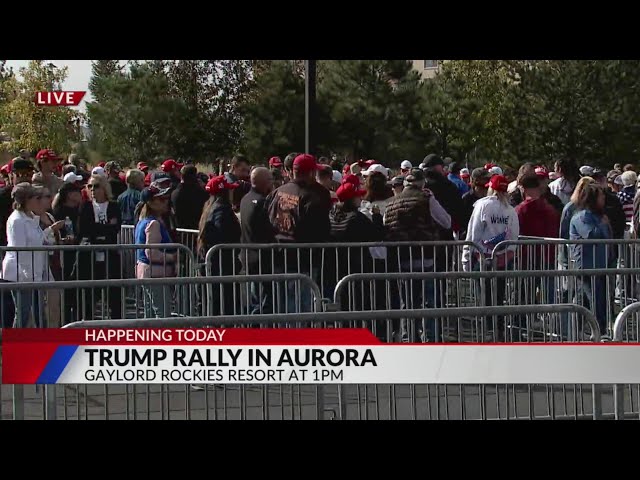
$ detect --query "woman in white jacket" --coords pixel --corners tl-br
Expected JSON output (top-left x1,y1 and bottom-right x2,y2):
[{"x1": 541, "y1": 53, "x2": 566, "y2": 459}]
[
  {"x1": 462, "y1": 174, "x2": 519, "y2": 340},
  {"x1": 2, "y1": 183, "x2": 64, "y2": 327}
]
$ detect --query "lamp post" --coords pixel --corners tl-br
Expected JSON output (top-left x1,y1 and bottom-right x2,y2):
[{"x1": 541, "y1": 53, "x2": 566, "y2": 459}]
[{"x1": 304, "y1": 60, "x2": 316, "y2": 155}]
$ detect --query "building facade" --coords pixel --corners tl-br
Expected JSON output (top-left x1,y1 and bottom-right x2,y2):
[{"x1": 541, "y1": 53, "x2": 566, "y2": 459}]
[{"x1": 412, "y1": 60, "x2": 440, "y2": 79}]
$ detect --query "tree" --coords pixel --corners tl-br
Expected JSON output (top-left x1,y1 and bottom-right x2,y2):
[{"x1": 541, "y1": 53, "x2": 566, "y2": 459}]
[
  {"x1": 419, "y1": 71, "x2": 483, "y2": 162},
  {"x1": 0, "y1": 60, "x2": 78, "y2": 154},
  {"x1": 318, "y1": 60, "x2": 424, "y2": 164},
  {"x1": 89, "y1": 60, "x2": 122, "y2": 103},
  {"x1": 240, "y1": 61, "x2": 306, "y2": 162},
  {"x1": 86, "y1": 62, "x2": 193, "y2": 164},
  {"x1": 165, "y1": 60, "x2": 253, "y2": 160}
]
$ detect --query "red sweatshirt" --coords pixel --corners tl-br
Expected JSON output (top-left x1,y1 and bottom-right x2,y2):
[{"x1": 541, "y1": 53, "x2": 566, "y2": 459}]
[{"x1": 515, "y1": 196, "x2": 560, "y2": 268}]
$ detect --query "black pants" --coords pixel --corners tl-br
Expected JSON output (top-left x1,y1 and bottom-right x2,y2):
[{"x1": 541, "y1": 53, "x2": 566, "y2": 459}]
[
  {"x1": 1, "y1": 280, "x2": 15, "y2": 329},
  {"x1": 80, "y1": 259, "x2": 123, "y2": 320}
]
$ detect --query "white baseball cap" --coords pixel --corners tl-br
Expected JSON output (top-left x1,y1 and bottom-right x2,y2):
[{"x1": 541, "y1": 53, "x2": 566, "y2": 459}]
[
  {"x1": 460, "y1": 168, "x2": 470, "y2": 175},
  {"x1": 579, "y1": 165, "x2": 594, "y2": 176},
  {"x1": 489, "y1": 166, "x2": 503, "y2": 176},
  {"x1": 332, "y1": 170, "x2": 343, "y2": 183},
  {"x1": 363, "y1": 164, "x2": 388, "y2": 176},
  {"x1": 91, "y1": 166, "x2": 106, "y2": 177},
  {"x1": 400, "y1": 160, "x2": 412, "y2": 170},
  {"x1": 63, "y1": 172, "x2": 83, "y2": 183}
]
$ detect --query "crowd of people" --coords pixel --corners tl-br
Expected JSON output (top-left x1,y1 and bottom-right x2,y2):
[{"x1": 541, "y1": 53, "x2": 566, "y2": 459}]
[{"x1": 0, "y1": 148, "x2": 637, "y2": 332}]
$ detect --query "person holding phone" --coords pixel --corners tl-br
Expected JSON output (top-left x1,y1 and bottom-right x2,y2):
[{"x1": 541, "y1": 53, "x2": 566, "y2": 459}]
[{"x1": 2, "y1": 183, "x2": 64, "y2": 327}]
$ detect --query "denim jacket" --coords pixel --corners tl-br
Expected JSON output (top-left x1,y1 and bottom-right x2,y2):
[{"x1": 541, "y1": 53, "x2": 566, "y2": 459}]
[{"x1": 569, "y1": 209, "x2": 612, "y2": 269}]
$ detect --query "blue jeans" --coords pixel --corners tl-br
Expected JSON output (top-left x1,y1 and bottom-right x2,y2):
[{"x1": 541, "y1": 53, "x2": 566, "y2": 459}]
[
  {"x1": 273, "y1": 266, "x2": 316, "y2": 313},
  {"x1": 577, "y1": 276, "x2": 608, "y2": 336},
  {"x1": 398, "y1": 262, "x2": 441, "y2": 342},
  {"x1": 12, "y1": 290, "x2": 42, "y2": 328}
]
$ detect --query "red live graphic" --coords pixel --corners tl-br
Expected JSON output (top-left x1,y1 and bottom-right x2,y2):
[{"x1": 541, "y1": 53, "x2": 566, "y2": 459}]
[{"x1": 35, "y1": 91, "x2": 86, "y2": 107}]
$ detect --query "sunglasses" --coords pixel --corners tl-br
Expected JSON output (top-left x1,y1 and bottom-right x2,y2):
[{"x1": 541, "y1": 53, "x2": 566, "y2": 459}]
[{"x1": 87, "y1": 184, "x2": 101, "y2": 190}]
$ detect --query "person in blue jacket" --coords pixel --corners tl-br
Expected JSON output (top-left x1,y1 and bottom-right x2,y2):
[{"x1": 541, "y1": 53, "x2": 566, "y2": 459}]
[{"x1": 569, "y1": 183, "x2": 612, "y2": 335}]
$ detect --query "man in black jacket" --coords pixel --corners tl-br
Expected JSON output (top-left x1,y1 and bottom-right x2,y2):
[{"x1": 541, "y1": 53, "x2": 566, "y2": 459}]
[
  {"x1": 172, "y1": 165, "x2": 209, "y2": 230},
  {"x1": 266, "y1": 154, "x2": 331, "y2": 313},
  {"x1": 241, "y1": 167, "x2": 275, "y2": 246},
  {"x1": 240, "y1": 167, "x2": 275, "y2": 313},
  {"x1": 422, "y1": 154, "x2": 464, "y2": 238}
]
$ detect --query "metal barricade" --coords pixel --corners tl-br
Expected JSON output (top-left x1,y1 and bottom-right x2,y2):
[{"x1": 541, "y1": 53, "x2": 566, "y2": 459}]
[
  {"x1": 0, "y1": 244, "x2": 195, "y2": 326},
  {"x1": 612, "y1": 303, "x2": 640, "y2": 420},
  {"x1": 2, "y1": 303, "x2": 614, "y2": 420},
  {"x1": 203, "y1": 241, "x2": 485, "y2": 314},
  {"x1": 490, "y1": 238, "x2": 640, "y2": 336}
]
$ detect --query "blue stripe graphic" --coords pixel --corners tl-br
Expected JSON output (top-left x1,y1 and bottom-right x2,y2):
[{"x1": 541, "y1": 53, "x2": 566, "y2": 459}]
[{"x1": 37, "y1": 346, "x2": 79, "y2": 384}]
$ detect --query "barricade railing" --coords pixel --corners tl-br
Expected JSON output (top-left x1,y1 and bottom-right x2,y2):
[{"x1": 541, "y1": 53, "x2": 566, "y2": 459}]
[
  {"x1": 332, "y1": 269, "x2": 635, "y2": 342},
  {"x1": 120, "y1": 225, "x2": 199, "y2": 251},
  {"x1": 1, "y1": 304, "x2": 611, "y2": 421},
  {"x1": 0, "y1": 244, "x2": 193, "y2": 327},
  {"x1": 612, "y1": 303, "x2": 640, "y2": 420},
  {"x1": 0, "y1": 273, "x2": 323, "y2": 328},
  {"x1": 489, "y1": 238, "x2": 640, "y2": 336},
  {"x1": 204, "y1": 241, "x2": 486, "y2": 305}
]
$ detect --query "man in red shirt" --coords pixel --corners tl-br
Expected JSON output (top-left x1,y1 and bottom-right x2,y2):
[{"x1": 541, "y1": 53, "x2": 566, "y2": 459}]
[
  {"x1": 516, "y1": 173, "x2": 561, "y2": 273},
  {"x1": 514, "y1": 174, "x2": 562, "y2": 310}
]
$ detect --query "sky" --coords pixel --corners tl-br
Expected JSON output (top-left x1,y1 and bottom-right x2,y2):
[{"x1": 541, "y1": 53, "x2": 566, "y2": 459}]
[{"x1": 5, "y1": 60, "x2": 95, "y2": 111}]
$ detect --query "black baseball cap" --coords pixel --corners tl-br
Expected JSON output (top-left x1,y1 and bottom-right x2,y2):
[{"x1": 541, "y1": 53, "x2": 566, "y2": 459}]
[
  {"x1": 11, "y1": 158, "x2": 34, "y2": 172},
  {"x1": 423, "y1": 154, "x2": 444, "y2": 168}
]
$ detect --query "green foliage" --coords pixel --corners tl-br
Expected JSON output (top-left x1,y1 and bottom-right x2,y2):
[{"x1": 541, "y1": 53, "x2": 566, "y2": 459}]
[
  {"x1": 0, "y1": 60, "x2": 77, "y2": 154},
  {"x1": 87, "y1": 60, "x2": 253, "y2": 164},
  {"x1": 318, "y1": 60, "x2": 424, "y2": 164},
  {"x1": 240, "y1": 61, "x2": 306, "y2": 162},
  {"x1": 87, "y1": 63, "x2": 192, "y2": 163}
]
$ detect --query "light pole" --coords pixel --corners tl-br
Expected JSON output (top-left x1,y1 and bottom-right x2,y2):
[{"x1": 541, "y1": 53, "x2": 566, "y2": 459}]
[{"x1": 305, "y1": 60, "x2": 316, "y2": 155}]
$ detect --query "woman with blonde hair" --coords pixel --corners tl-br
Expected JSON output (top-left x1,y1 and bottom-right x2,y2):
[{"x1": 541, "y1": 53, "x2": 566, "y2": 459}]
[
  {"x1": 1, "y1": 183, "x2": 64, "y2": 327},
  {"x1": 558, "y1": 176, "x2": 595, "y2": 268},
  {"x1": 77, "y1": 174, "x2": 122, "y2": 320}
]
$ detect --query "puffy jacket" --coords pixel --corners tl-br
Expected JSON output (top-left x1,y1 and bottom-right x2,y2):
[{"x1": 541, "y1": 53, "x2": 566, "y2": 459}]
[
  {"x1": 384, "y1": 186, "x2": 438, "y2": 243},
  {"x1": 384, "y1": 185, "x2": 439, "y2": 265}
]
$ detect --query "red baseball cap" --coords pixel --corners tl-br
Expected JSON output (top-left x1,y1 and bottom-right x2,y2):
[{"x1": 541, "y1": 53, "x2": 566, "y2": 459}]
[
  {"x1": 137, "y1": 162, "x2": 149, "y2": 172},
  {"x1": 161, "y1": 159, "x2": 183, "y2": 172},
  {"x1": 269, "y1": 156, "x2": 283, "y2": 167},
  {"x1": 97, "y1": 161, "x2": 106, "y2": 168},
  {"x1": 535, "y1": 166, "x2": 549, "y2": 178},
  {"x1": 486, "y1": 174, "x2": 509, "y2": 192},
  {"x1": 484, "y1": 163, "x2": 496, "y2": 171},
  {"x1": 336, "y1": 182, "x2": 366, "y2": 202},
  {"x1": 293, "y1": 154, "x2": 319, "y2": 172},
  {"x1": 205, "y1": 175, "x2": 240, "y2": 195},
  {"x1": 364, "y1": 159, "x2": 379, "y2": 168},
  {"x1": 1, "y1": 164, "x2": 10, "y2": 175},
  {"x1": 341, "y1": 174, "x2": 361, "y2": 188},
  {"x1": 35, "y1": 149, "x2": 61, "y2": 161}
]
